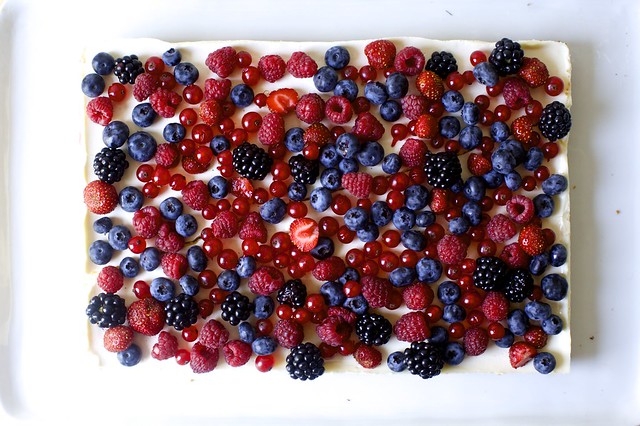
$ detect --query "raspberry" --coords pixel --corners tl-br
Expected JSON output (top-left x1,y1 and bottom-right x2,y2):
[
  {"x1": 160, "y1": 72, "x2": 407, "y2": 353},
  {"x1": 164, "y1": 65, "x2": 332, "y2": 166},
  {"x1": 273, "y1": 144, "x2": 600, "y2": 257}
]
[
  {"x1": 486, "y1": 213, "x2": 517, "y2": 243},
  {"x1": 464, "y1": 326, "x2": 489, "y2": 356},
  {"x1": 506, "y1": 194, "x2": 535, "y2": 224},
  {"x1": 238, "y1": 211, "x2": 268, "y2": 243},
  {"x1": 509, "y1": 341, "x2": 537, "y2": 368},
  {"x1": 127, "y1": 297, "x2": 165, "y2": 336},
  {"x1": 182, "y1": 155, "x2": 209, "y2": 174},
  {"x1": 199, "y1": 319, "x2": 230, "y2": 349},
  {"x1": 303, "y1": 123, "x2": 331, "y2": 147},
  {"x1": 258, "y1": 54, "x2": 286, "y2": 83},
  {"x1": 394, "y1": 311, "x2": 430, "y2": 342},
  {"x1": 316, "y1": 316, "x2": 352, "y2": 347},
  {"x1": 401, "y1": 94, "x2": 429, "y2": 120},
  {"x1": 83, "y1": 180, "x2": 118, "y2": 214},
  {"x1": 97, "y1": 266, "x2": 124, "y2": 294},
  {"x1": 204, "y1": 78, "x2": 231, "y2": 101},
  {"x1": 364, "y1": 39, "x2": 396, "y2": 69},
  {"x1": 274, "y1": 319, "x2": 304, "y2": 349},
  {"x1": 199, "y1": 99, "x2": 224, "y2": 126},
  {"x1": 286, "y1": 51, "x2": 318, "y2": 78},
  {"x1": 210, "y1": 210, "x2": 239, "y2": 239},
  {"x1": 103, "y1": 325, "x2": 134, "y2": 352},
  {"x1": 467, "y1": 153, "x2": 493, "y2": 176},
  {"x1": 518, "y1": 57, "x2": 549, "y2": 88},
  {"x1": 312, "y1": 256, "x2": 346, "y2": 281},
  {"x1": 205, "y1": 46, "x2": 237, "y2": 78},
  {"x1": 190, "y1": 342, "x2": 220, "y2": 374},
  {"x1": 353, "y1": 112, "x2": 385, "y2": 141},
  {"x1": 326, "y1": 306, "x2": 357, "y2": 326},
  {"x1": 415, "y1": 70, "x2": 444, "y2": 102},
  {"x1": 437, "y1": 234, "x2": 468, "y2": 265},
  {"x1": 149, "y1": 88, "x2": 182, "y2": 118},
  {"x1": 155, "y1": 143, "x2": 180, "y2": 168},
  {"x1": 399, "y1": 138, "x2": 428, "y2": 168},
  {"x1": 524, "y1": 326, "x2": 548, "y2": 349},
  {"x1": 151, "y1": 330, "x2": 179, "y2": 360},
  {"x1": 502, "y1": 77, "x2": 532, "y2": 110},
  {"x1": 402, "y1": 282, "x2": 434, "y2": 310},
  {"x1": 223, "y1": 340, "x2": 252, "y2": 367},
  {"x1": 353, "y1": 344, "x2": 382, "y2": 369},
  {"x1": 161, "y1": 252, "x2": 188, "y2": 279},
  {"x1": 295, "y1": 93, "x2": 325, "y2": 124},
  {"x1": 413, "y1": 114, "x2": 438, "y2": 139},
  {"x1": 248, "y1": 266, "x2": 285, "y2": 295},
  {"x1": 86, "y1": 96, "x2": 113, "y2": 126},
  {"x1": 181, "y1": 180, "x2": 210, "y2": 210},
  {"x1": 257, "y1": 112, "x2": 285, "y2": 145},
  {"x1": 500, "y1": 242, "x2": 531, "y2": 269},
  {"x1": 394, "y1": 46, "x2": 426, "y2": 76},
  {"x1": 360, "y1": 275, "x2": 393, "y2": 308},
  {"x1": 341, "y1": 172, "x2": 372, "y2": 199},
  {"x1": 430, "y1": 188, "x2": 449, "y2": 213},
  {"x1": 518, "y1": 224, "x2": 547, "y2": 256},
  {"x1": 133, "y1": 206, "x2": 163, "y2": 239},
  {"x1": 133, "y1": 73, "x2": 160, "y2": 101},
  {"x1": 511, "y1": 116, "x2": 537, "y2": 144},
  {"x1": 324, "y1": 96, "x2": 353, "y2": 124},
  {"x1": 155, "y1": 222, "x2": 185, "y2": 253},
  {"x1": 481, "y1": 291, "x2": 510, "y2": 321}
]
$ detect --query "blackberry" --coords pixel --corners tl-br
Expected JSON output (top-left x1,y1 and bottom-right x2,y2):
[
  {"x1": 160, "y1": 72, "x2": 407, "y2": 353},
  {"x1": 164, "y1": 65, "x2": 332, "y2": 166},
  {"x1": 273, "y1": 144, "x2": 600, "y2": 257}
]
[
  {"x1": 86, "y1": 293, "x2": 127, "y2": 328},
  {"x1": 289, "y1": 154, "x2": 320, "y2": 185},
  {"x1": 276, "y1": 279, "x2": 307, "y2": 308},
  {"x1": 354, "y1": 313, "x2": 392, "y2": 346},
  {"x1": 424, "y1": 151, "x2": 462, "y2": 189},
  {"x1": 113, "y1": 55, "x2": 144, "y2": 84},
  {"x1": 538, "y1": 101, "x2": 572, "y2": 141},
  {"x1": 503, "y1": 268, "x2": 534, "y2": 303},
  {"x1": 232, "y1": 142, "x2": 273, "y2": 180},
  {"x1": 403, "y1": 341, "x2": 444, "y2": 379},
  {"x1": 93, "y1": 147, "x2": 129, "y2": 184},
  {"x1": 220, "y1": 291, "x2": 253, "y2": 326},
  {"x1": 488, "y1": 38, "x2": 524, "y2": 76},
  {"x1": 285, "y1": 342, "x2": 325, "y2": 381},
  {"x1": 164, "y1": 293, "x2": 199, "y2": 331},
  {"x1": 425, "y1": 51, "x2": 458, "y2": 79},
  {"x1": 473, "y1": 256, "x2": 509, "y2": 291}
]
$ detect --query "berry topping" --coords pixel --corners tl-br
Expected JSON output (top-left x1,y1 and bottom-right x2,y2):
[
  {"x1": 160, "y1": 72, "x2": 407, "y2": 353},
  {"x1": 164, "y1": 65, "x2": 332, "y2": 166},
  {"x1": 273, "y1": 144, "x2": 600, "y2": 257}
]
[
  {"x1": 86, "y1": 293, "x2": 127, "y2": 328},
  {"x1": 424, "y1": 151, "x2": 462, "y2": 189},
  {"x1": 316, "y1": 315, "x2": 352, "y2": 347},
  {"x1": 426, "y1": 51, "x2": 458, "y2": 78},
  {"x1": 399, "y1": 138, "x2": 428, "y2": 168},
  {"x1": 416, "y1": 70, "x2": 444, "y2": 102},
  {"x1": 181, "y1": 180, "x2": 210, "y2": 210},
  {"x1": 464, "y1": 326, "x2": 489, "y2": 356},
  {"x1": 211, "y1": 210, "x2": 239, "y2": 239},
  {"x1": 295, "y1": 93, "x2": 325, "y2": 124},
  {"x1": 223, "y1": 340, "x2": 253, "y2": 367},
  {"x1": 274, "y1": 319, "x2": 305, "y2": 349},
  {"x1": 239, "y1": 211, "x2": 268, "y2": 242},
  {"x1": 502, "y1": 77, "x2": 532, "y2": 109},
  {"x1": 486, "y1": 214, "x2": 517, "y2": 243},
  {"x1": 132, "y1": 73, "x2": 160, "y2": 101}
]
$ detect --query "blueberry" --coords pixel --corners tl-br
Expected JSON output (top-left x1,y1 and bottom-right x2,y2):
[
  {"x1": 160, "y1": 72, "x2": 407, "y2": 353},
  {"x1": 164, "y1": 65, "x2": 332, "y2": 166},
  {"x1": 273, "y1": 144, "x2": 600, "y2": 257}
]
[
  {"x1": 159, "y1": 197, "x2": 183, "y2": 220},
  {"x1": 533, "y1": 194, "x2": 555, "y2": 218},
  {"x1": 502, "y1": 139, "x2": 526, "y2": 164},
  {"x1": 401, "y1": 230, "x2": 426, "y2": 251},
  {"x1": 385, "y1": 72, "x2": 408, "y2": 99},
  {"x1": 236, "y1": 255, "x2": 256, "y2": 278},
  {"x1": 284, "y1": 127, "x2": 305, "y2": 152},
  {"x1": 542, "y1": 174, "x2": 568, "y2": 196},
  {"x1": 541, "y1": 274, "x2": 568, "y2": 301},
  {"x1": 404, "y1": 184, "x2": 429, "y2": 211},
  {"x1": 529, "y1": 253, "x2": 549, "y2": 276},
  {"x1": 371, "y1": 201, "x2": 393, "y2": 227},
  {"x1": 392, "y1": 207, "x2": 416, "y2": 231},
  {"x1": 533, "y1": 352, "x2": 556, "y2": 374},
  {"x1": 230, "y1": 84, "x2": 254, "y2": 107},
  {"x1": 338, "y1": 158, "x2": 359, "y2": 174},
  {"x1": 309, "y1": 187, "x2": 332, "y2": 212},
  {"x1": 187, "y1": 246, "x2": 208, "y2": 272},
  {"x1": 320, "y1": 168, "x2": 342, "y2": 190},
  {"x1": 324, "y1": 46, "x2": 350, "y2": 69},
  {"x1": 524, "y1": 147, "x2": 544, "y2": 171},
  {"x1": 389, "y1": 267, "x2": 416, "y2": 287},
  {"x1": 140, "y1": 247, "x2": 162, "y2": 271},
  {"x1": 459, "y1": 125, "x2": 482, "y2": 150},
  {"x1": 338, "y1": 267, "x2": 360, "y2": 285},
  {"x1": 253, "y1": 295, "x2": 274, "y2": 319},
  {"x1": 549, "y1": 244, "x2": 568, "y2": 267},
  {"x1": 132, "y1": 103, "x2": 157, "y2": 128},
  {"x1": 439, "y1": 116, "x2": 460, "y2": 139},
  {"x1": 93, "y1": 217, "x2": 113, "y2": 234},
  {"x1": 541, "y1": 315, "x2": 563, "y2": 335},
  {"x1": 438, "y1": 281, "x2": 461, "y2": 305},
  {"x1": 117, "y1": 186, "x2": 143, "y2": 213},
  {"x1": 357, "y1": 141, "x2": 384, "y2": 166},
  {"x1": 288, "y1": 181, "x2": 307, "y2": 202},
  {"x1": 490, "y1": 121, "x2": 510, "y2": 143},
  {"x1": 380, "y1": 100, "x2": 402, "y2": 122},
  {"x1": 416, "y1": 258, "x2": 442, "y2": 283},
  {"x1": 507, "y1": 309, "x2": 529, "y2": 336},
  {"x1": 462, "y1": 201, "x2": 482, "y2": 226},
  {"x1": 382, "y1": 153, "x2": 401, "y2": 174},
  {"x1": 174, "y1": 62, "x2": 199, "y2": 85},
  {"x1": 343, "y1": 294, "x2": 368, "y2": 315},
  {"x1": 310, "y1": 237, "x2": 334, "y2": 260},
  {"x1": 505, "y1": 171, "x2": 522, "y2": 191},
  {"x1": 416, "y1": 211, "x2": 435, "y2": 228},
  {"x1": 336, "y1": 133, "x2": 360, "y2": 159},
  {"x1": 319, "y1": 145, "x2": 340, "y2": 168},
  {"x1": 387, "y1": 351, "x2": 407, "y2": 372},
  {"x1": 117, "y1": 343, "x2": 142, "y2": 367},
  {"x1": 92, "y1": 52, "x2": 115, "y2": 75},
  {"x1": 463, "y1": 176, "x2": 486, "y2": 202},
  {"x1": 441, "y1": 90, "x2": 464, "y2": 112},
  {"x1": 428, "y1": 326, "x2": 449, "y2": 345},
  {"x1": 495, "y1": 329, "x2": 515, "y2": 348},
  {"x1": 320, "y1": 281, "x2": 346, "y2": 306},
  {"x1": 334, "y1": 79, "x2": 359, "y2": 101},
  {"x1": 252, "y1": 336, "x2": 277, "y2": 355},
  {"x1": 444, "y1": 342, "x2": 465, "y2": 366},
  {"x1": 473, "y1": 61, "x2": 499, "y2": 86},
  {"x1": 208, "y1": 175, "x2": 228, "y2": 199},
  {"x1": 482, "y1": 170, "x2": 505, "y2": 189},
  {"x1": 491, "y1": 149, "x2": 516, "y2": 174},
  {"x1": 163, "y1": 123, "x2": 186, "y2": 143},
  {"x1": 89, "y1": 240, "x2": 113, "y2": 265},
  {"x1": 448, "y1": 217, "x2": 469, "y2": 235},
  {"x1": 127, "y1": 132, "x2": 157, "y2": 162},
  {"x1": 162, "y1": 48, "x2": 182, "y2": 66},
  {"x1": 260, "y1": 198, "x2": 286, "y2": 224},
  {"x1": 108, "y1": 225, "x2": 131, "y2": 251},
  {"x1": 150, "y1": 277, "x2": 175, "y2": 302},
  {"x1": 356, "y1": 222, "x2": 380, "y2": 243},
  {"x1": 524, "y1": 301, "x2": 552, "y2": 321},
  {"x1": 175, "y1": 214, "x2": 198, "y2": 237},
  {"x1": 81, "y1": 73, "x2": 105, "y2": 98},
  {"x1": 238, "y1": 322, "x2": 256, "y2": 343},
  {"x1": 461, "y1": 102, "x2": 480, "y2": 125},
  {"x1": 313, "y1": 66, "x2": 339, "y2": 92},
  {"x1": 103, "y1": 121, "x2": 129, "y2": 148},
  {"x1": 210, "y1": 135, "x2": 230, "y2": 154},
  {"x1": 119, "y1": 257, "x2": 139, "y2": 278},
  {"x1": 364, "y1": 81, "x2": 388, "y2": 105},
  {"x1": 442, "y1": 304, "x2": 466, "y2": 323},
  {"x1": 179, "y1": 275, "x2": 200, "y2": 296}
]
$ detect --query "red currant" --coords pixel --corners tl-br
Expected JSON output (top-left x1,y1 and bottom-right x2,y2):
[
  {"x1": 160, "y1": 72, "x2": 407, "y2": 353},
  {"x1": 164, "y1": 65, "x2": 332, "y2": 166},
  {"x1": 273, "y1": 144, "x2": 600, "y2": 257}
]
[
  {"x1": 144, "y1": 56, "x2": 165, "y2": 75},
  {"x1": 255, "y1": 355, "x2": 274, "y2": 372},
  {"x1": 183, "y1": 84, "x2": 203, "y2": 104},
  {"x1": 107, "y1": 83, "x2": 126, "y2": 101},
  {"x1": 133, "y1": 280, "x2": 151, "y2": 299},
  {"x1": 545, "y1": 76, "x2": 564, "y2": 96},
  {"x1": 128, "y1": 236, "x2": 146, "y2": 254}
]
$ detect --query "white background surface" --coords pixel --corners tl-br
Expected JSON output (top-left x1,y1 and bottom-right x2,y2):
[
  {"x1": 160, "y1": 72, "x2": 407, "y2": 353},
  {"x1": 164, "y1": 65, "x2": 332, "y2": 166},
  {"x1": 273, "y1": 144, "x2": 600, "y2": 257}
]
[{"x1": 0, "y1": 0, "x2": 638, "y2": 424}]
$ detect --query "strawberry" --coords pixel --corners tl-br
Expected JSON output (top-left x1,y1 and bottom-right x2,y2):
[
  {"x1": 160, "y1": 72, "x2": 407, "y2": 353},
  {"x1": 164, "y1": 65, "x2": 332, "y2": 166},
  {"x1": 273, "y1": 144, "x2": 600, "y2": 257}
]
[
  {"x1": 289, "y1": 218, "x2": 319, "y2": 252},
  {"x1": 524, "y1": 326, "x2": 548, "y2": 349},
  {"x1": 199, "y1": 99, "x2": 224, "y2": 126},
  {"x1": 258, "y1": 112, "x2": 285, "y2": 145},
  {"x1": 312, "y1": 256, "x2": 346, "y2": 281},
  {"x1": 518, "y1": 57, "x2": 549, "y2": 88},
  {"x1": 151, "y1": 331, "x2": 179, "y2": 360},
  {"x1": 238, "y1": 211, "x2": 268, "y2": 243},
  {"x1": 103, "y1": 325, "x2": 134, "y2": 352},
  {"x1": 267, "y1": 88, "x2": 299, "y2": 115},
  {"x1": 230, "y1": 177, "x2": 254, "y2": 199},
  {"x1": 511, "y1": 115, "x2": 538, "y2": 144},
  {"x1": 83, "y1": 180, "x2": 118, "y2": 214},
  {"x1": 303, "y1": 122, "x2": 331, "y2": 147},
  {"x1": 518, "y1": 224, "x2": 547, "y2": 256},
  {"x1": 413, "y1": 114, "x2": 438, "y2": 139},
  {"x1": 467, "y1": 153, "x2": 493, "y2": 176},
  {"x1": 127, "y1": 297, "x2": 166, "y2": 336},
  {"x1": 364, "y1": 39, "x2": 396, "y2": 69},
  {"x1": 399, "y1": 138, "x2": 428, "y2": 168},
  {"x1": 429, "y1": 188, "x2": 449, "y2": 213},
  {"x1": 415, "y1": 70, "x2": 444, "y2": 101},
  {"x1": 341, "y1": 172, "x2": 372, "y2": 199},
  {"x1": 210, "y1": 210, "x2": 239, "y2": 239},
  {"x1": 509, "y1": 341, "x2": 537, "y2": 368},
  {"x1": 181, "y1": 155, "x2": 209, "y2": 174},
  {"x1": 353, "y1": 344, "x2": 382, "y2": 369}
]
